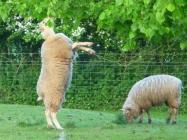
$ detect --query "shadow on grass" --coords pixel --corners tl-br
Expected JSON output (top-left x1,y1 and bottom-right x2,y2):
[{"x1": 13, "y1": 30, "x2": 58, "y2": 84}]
[
  {"x1": 64, "y1": 121, "x2": 76, "y2": 128},
  {"x1": 17, "y1": 119, "x2": 44, "y2": 127}
]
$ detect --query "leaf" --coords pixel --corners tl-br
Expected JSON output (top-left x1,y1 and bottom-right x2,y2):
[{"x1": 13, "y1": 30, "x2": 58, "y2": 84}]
[
  {"x1": 47, "y1": 19, "x2": 55, "y2": 28},
  {"x1": 156, "y1": 11, "x2": 165, "y2": 24},
  {"x1": 116, "y1": 0, "x2": 123, "y2": 6},
  {"x1": 143, "y1": 0, "x2": 151, "y2": 5},
  {"x1": 139, "y1": 25, "x2": 145, "y2": 33},
  {"x1": 166, "y1": 3, "x2": 176, "y2": 12},
  {"x1": 129, "y1": 31, "x2": 136, "y2": 39},
  {"x1": 131, "y1": 24, "x2": 137, "y2": 31},
  {"x1": 0, "y1": 11, "x2": 8, "y2": 21},
  {"x1": 121, "y1": 40, "x2": 136, "y2": 52},
  {"x1": 99, "y1": 12, "x2": 106, "y2": 21},
  {"x1": 180, "y1": 40, "x2": 187, "y2": 50},
  {"x1": 144, "y1": 28, "x2": 154, "y2": 39},
  {"x1": 0, "y1": 3, "x2": 9, "y2": 21}
]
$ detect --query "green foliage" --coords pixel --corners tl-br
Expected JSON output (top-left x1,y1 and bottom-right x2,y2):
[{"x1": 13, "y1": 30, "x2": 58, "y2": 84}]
[
  {"x1": 97, "y1": 0, "x2": 187, "y2": 51},
  {"x1": 0, "y1": 0, "x2": 186, "y2": 52},
  {"x1": 1, "y1": 49, "x2": 187, "y2": 112},
  {"x1": 0, "y1": 1, "x2": 187, "y2": 112}
]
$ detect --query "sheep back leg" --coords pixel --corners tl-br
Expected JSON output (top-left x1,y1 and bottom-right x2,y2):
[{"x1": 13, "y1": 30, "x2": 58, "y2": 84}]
[
  {"x1": 146, "y1": 110, "x2": 152, "y2": 124},
  {"x1": 44, "y1": 96, "x2": 63, "y2": 129},
  {"x1": 171, "y1": 108, "x2": 177, "y2": 124},
  {"x1": 138, "y1": 110, "x2": 144, "y2": 123},
  {"x1": 45, "y1": 110, "x2": 55, "y2": 128},
  {"x1": 167, "y1": 98, "x2": 179, "y2": 124},
  {"x1": 51, "y1": 112, "x2": 63, "y2": 130},
  {"x1": 166, "y1": 108, "x2": 172, "y2": 124}
]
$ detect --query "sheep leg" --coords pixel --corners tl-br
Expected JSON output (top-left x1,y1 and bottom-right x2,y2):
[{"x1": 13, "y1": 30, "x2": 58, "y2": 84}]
[
  {"x1": 166, "y1": 108, "x2": 172, "y2": 124},
  {"x1": 72, "y1": 42, "x2": 93, "y2": 49},
  {"x1": 171, "y1": 108, "x2": 177, "y2": 124},
  {"x1": 72, "y1": 42, "x2": 95, "y2": 55},
  {"x1": 77, "y1": 46, "x2": 96, "y2": 55},
  {"x1": 138, "y1": 110, "x2": 144, "y2": 123},
  {"x1": 51, "y1": 112, "x2": 63, "y2": 130},
  {"x1": 146, "y1": 111, "x2": 152, "y2": 124},
  {"x1": 45, "y1": 110, "x2": 55, "y2": 128}
]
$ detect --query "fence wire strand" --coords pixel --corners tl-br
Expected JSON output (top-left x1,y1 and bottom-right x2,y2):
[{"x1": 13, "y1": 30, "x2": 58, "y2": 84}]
[{"x1": 0, "y1": 52, "x2": 187, "y2": 109}]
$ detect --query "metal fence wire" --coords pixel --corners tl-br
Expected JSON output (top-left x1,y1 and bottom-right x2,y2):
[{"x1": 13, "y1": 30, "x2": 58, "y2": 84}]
[{"x1": 0, "y1": 51, "x2": 187, "y2": 111}]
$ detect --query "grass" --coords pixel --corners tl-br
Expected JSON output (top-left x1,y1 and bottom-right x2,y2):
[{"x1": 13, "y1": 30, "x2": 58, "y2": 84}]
[{"x1": 0, "y1": 104, "x2": 187, "y2": 140}]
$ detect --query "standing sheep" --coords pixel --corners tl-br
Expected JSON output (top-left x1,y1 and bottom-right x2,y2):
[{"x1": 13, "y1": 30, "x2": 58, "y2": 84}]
[
  {"x1": 122, "y1": 74, "x2": 183, "y2": 124},
  {"x1": 37, "y1": 18, "x2": 95, "y2": 130}
]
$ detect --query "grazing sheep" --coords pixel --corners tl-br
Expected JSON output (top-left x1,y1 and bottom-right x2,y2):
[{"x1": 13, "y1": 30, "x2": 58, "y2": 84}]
[
  {"x1": 122, "y1": 74, "x2": 183, "y2": 124},
  {"x1": 36, "y1": 18, "x2": 95, "y2": 130}
]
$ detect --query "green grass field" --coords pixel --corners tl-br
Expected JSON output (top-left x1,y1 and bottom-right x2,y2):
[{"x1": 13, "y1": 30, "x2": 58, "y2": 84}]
[{"x1": 0, "y1": 104, "x2": 187, "y2": 140}]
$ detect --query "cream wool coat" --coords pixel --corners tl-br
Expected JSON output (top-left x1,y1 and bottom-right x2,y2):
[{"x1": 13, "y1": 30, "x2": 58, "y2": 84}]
[{"x1": 37, "y1": 34, "x2": 73, "y2": 112}]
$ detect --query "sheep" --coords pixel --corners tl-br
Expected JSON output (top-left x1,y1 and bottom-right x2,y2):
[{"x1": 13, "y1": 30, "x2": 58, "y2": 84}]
[
  {"x1": 36, "y1": 18, "x2": 95, "y2": 130},
  {"x1": 121, "y1": 74, "x2": 183, "y2": 124}
]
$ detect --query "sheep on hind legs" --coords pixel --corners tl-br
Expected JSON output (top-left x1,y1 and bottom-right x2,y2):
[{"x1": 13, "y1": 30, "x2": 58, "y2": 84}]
[{"x1": 36, "y1": 18, "x2": 95, "y2": 130}]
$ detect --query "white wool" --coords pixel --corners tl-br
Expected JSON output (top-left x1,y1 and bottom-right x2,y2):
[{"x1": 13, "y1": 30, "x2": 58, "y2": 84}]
[{"x1": 122, "y1": 74, "x2": 183, "y2": 123}]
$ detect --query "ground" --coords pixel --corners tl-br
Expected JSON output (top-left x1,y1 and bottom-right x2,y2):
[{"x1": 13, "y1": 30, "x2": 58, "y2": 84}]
[{"x1": 0, "y1": 104, "x2": 187, "y2": 140}]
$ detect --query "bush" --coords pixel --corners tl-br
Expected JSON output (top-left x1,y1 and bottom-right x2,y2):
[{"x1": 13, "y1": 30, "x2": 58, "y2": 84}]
[{"x1": 0, "y1": 48, "x2": 187, "y2": 112}]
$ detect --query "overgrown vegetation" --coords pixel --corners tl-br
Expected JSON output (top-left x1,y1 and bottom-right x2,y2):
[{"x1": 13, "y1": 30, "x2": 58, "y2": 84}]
[
  {"x1": 0, "y1": 49, "x2": 187, "y2": 112},
  {"x1": 0, "y1": 1, "x2": 186, "y2": 112},
  {"x1": 0, "y1": 0, "x2": 187, "y2": 53}
]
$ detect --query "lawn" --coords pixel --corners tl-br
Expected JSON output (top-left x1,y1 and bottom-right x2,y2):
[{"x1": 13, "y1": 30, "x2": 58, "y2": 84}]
[{"x1": 0, "y1": 104, "x2": 187, "y2": 140}]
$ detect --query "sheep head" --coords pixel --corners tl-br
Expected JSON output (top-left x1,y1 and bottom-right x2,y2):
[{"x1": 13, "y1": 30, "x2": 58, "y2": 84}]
[
  {"x1": 39, "y1": 17, "x2": 55, "y2": 40},
  {"x1": 122, "y1": 104, "x2": 140, "y2": 123}
]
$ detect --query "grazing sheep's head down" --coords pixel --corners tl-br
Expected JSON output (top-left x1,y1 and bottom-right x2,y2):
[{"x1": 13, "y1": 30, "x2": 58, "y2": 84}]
[
  {"x1": 121, "y1": 74, "x2": 182, "y2": 124},
  {"x1": 122, "y1": 101, "x2": 140, "y2": 123}
]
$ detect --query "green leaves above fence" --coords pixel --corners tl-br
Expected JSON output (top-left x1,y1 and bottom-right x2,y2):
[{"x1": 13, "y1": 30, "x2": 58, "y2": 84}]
[
  {"x1": 0, "y1": 0, "x2": 186, "y2": 52},
  {"x1": 97, "y1": 0, "x2": 187, "y2": 51}
]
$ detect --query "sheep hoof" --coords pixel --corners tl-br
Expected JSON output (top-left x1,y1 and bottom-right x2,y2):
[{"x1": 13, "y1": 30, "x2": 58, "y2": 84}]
[
  {"x1": 88, "y1": 49, "x2": 96, "y2": 55},
  {"x1": 148, "y1": 119, "x2": 152, "y2": 124},
  {"x1": 171, "y1": 121, "x2": 176, "y2": 124},
  {"x1": 56, "y1": 126, "x2": 64, "y2": 130},
  {"x1": 86, "y1": 42, "x2": 94, "y2": 46},
  {"x1": 166, "y1": 118, "x2": 170, "y2": 124}
]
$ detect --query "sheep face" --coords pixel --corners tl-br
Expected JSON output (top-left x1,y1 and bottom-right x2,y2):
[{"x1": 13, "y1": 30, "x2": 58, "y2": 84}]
[
  {"x1": 40, "y1": 28, "x2": 55, "y2": 39},
  {"x1": 123, "y1": 106, "x2": 140, "y2": 123},
  {"x1": 39, "y1": 18, "x2": 55, "y2": 40},
  {"x1": 123, "y1": 108, "x2": 134, "y2": 123}
]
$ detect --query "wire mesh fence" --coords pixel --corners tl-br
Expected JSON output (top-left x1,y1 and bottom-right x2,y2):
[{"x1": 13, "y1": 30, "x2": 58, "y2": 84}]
[{"x1": 0, "y1": 51, "x2": 187, "y2": 111}]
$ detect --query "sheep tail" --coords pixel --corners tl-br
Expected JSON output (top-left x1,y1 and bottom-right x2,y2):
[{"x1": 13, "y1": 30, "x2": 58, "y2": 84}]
[
  {"x1": 179, "y1": 80, "x2": 184, "y2": 94},
  {"x1": 37, "y1": 96, "x2": 43, "y2": 101}
]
